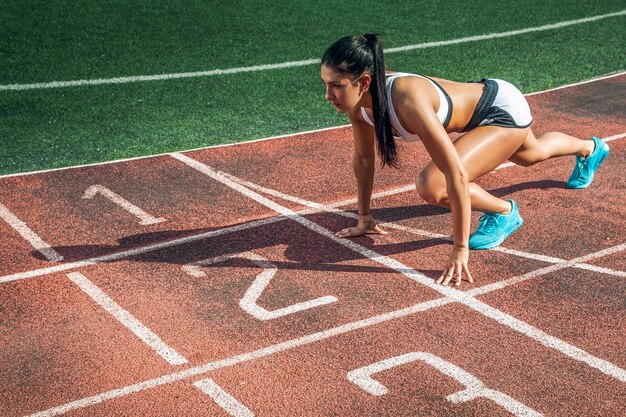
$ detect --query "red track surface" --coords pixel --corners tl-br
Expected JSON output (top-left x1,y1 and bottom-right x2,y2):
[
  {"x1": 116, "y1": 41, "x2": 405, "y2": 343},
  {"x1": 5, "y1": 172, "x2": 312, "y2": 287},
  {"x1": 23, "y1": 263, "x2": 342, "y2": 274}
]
[{"x1": 1, "y1": 74, "x2": 625, "y2": 416}]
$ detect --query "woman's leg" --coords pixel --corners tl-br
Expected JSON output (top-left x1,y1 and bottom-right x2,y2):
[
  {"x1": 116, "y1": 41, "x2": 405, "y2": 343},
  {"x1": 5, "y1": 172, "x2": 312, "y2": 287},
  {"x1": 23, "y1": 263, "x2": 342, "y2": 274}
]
[
  {"x1": 509, "y1": 129, "x2": 594, "y2": 166},
  {"x1": 416, "y1": 125, "x2": 528, "y2": 213}
]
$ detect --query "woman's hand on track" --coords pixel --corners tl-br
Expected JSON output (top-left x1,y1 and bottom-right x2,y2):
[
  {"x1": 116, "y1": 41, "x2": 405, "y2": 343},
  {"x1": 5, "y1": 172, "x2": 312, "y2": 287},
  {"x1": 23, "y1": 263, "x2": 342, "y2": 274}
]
[
  {"x1": 436, "y1": 245, "x2": 473, "y2": 287},
  {"x1": 335, "y1": 216, "x2": 387, "y2": 238}
]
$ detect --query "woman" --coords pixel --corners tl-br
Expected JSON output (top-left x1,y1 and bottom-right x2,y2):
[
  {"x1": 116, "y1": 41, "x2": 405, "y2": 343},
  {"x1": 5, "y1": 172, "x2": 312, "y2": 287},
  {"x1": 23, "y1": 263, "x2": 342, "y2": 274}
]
[{"x1": 321, "y1": 34, "x2": 609, "y2": 287}]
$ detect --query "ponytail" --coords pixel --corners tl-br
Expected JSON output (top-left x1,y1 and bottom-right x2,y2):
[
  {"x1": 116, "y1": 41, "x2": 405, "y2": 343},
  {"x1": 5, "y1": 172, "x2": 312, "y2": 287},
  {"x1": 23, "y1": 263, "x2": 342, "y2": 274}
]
[
  {"x1": 322, "y1": 34, "x2": 399, "y2": 168},
  {"x1": 363, "y1": 34, "x2": 398, "y2": 168}
]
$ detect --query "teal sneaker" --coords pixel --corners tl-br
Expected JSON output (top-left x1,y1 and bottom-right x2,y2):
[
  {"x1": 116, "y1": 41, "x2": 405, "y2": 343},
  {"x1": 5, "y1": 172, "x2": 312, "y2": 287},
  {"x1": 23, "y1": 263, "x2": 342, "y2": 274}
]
[
  {"x1": 469, "y1": 200, "x2": 523, "y2": 250},
  {"x1": 567, "y1": 137, "x2": 609, "y2": 189}
]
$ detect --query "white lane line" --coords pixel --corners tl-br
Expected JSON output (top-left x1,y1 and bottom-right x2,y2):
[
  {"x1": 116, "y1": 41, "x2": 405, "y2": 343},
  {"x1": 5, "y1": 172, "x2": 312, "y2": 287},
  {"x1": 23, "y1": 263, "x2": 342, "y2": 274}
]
[
  {"x1": 219, "y1": 171, "x2": 444, "y2": 242},
  {"x1": 1, "y1": 74, "x2": 623, "y2": 181},
  {"x1": 28, "y1": 297, "x2": 453, "y2": 417},
  {"x1": 573, "y1": 263, "x2": 626, "y2": 277},
  {"x1": 0, "y1": 181, "x2": 417, "y2": 284},
  {"x1": 29, "y1": 214, "x2": 626, "y2": 415},
  {"x1": 0, "y1": 125, "x2": 353, "y2": 180},
  {"x1": 467, "y1": 244, "x2": 626, "y2": 297},
  {"x1": 3, "y1": 134, "x2": 625, "y2": 285},
  {"x1": 220, "y1": 169, "x2": 626, "y2": 278},
  {"x1": 82, "y1": 185, "x2": 166, "y2": 225},
  {"x1": 2, "y1": 10, "x2": 624, "y2": 92},
  {"x1": 525, "y1": 71, "x2": 625, "y2": 96},
  {"x1": 0, "y1": 59, "x2": 318, "y2": 91},
  {"x1": 66, "y1": 272, "x2": 187, "y2": 366},
  {"x1": 193, "y1": 378, "x2": 255, "y2": 417},
  {"x1": 603, "y1": 132, "x2": 626, "y2": 143},
  {"x1": 387, "y1": 11, "x2": 626, "y2": 53},
  {"x1": 391, "y1": 226, "x2": 626, "y2": 278},
  {"x1": 0, "y1": 215, "x2": 283, "y2": 284},
  {"x1": 171, "y1": 152, "x2": 626, "y2": 383},
  {"x1": 3, "y1": 130, "x2": 625, "y2": 283},
  {"x1": 0, "y1": 202, "x2": 63, "y2": 262},
  {"x1": 495, "y1": 133, "x2": 626, "y2": 171}
]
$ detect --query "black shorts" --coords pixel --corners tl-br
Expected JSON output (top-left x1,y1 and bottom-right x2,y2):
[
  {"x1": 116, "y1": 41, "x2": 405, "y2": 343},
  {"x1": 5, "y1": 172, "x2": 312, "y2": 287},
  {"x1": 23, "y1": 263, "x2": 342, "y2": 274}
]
[{"x1": 463, "y1": 78, "x2": 533, "y2": 132}]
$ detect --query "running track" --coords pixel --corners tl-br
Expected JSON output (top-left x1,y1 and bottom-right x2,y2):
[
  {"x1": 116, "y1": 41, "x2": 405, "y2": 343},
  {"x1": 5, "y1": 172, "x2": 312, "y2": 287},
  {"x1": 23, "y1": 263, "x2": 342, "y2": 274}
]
[{"x1": 1, "y1": 73, "x2": 625, "y2": 416}]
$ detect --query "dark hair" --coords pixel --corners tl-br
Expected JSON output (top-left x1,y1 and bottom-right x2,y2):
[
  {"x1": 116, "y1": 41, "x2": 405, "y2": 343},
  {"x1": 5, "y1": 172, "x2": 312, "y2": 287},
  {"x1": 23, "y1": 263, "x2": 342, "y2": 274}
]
[{"x1": 322, "y1": 34, "x2": 398, "y2": 168}]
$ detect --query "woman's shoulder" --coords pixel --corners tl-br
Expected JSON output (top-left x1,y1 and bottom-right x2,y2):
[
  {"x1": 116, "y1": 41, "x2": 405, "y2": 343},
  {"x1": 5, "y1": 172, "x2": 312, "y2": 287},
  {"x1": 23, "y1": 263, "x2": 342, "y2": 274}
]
[{"x1": 389, "y1": 73, "x2": 437, "y2": 101}]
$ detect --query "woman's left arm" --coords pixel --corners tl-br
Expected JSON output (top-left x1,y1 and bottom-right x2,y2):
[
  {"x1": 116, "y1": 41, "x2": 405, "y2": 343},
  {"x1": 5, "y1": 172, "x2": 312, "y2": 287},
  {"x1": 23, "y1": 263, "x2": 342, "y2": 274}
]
[{"x1": 401, "y1": 95, "x2": 474, "y2": 286}]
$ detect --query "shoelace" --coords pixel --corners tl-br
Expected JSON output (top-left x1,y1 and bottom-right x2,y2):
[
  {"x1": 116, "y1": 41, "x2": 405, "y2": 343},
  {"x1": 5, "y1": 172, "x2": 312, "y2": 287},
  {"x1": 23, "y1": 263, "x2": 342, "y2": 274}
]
[
  {"x1": 576, "y1": 159, "x2": 588, "y2": 180},
  {"x1": 477, "y1": 213, "x2": 500, "y2": 234}
]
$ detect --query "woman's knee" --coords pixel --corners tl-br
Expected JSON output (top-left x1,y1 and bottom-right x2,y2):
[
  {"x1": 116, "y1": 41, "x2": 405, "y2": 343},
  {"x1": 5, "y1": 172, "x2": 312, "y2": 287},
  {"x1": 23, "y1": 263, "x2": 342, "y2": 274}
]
[
  {"x1": 510, "y1": 148, "x2": 548, "y2": 167},
  {"x1": 510, "y1": 155, "x2": 538, "y2": 167},
  {"x1": 415, "y1": 172, "x2": 447, "y2": 205},
  {"x1": 510, "y1": 128, "x2": 547, "y2": 167}
]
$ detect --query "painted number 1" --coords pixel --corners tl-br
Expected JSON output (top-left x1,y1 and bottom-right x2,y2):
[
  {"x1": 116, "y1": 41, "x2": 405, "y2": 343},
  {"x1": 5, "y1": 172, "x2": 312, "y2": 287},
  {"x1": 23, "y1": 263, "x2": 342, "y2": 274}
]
[{"x1": 83, "y1": 185, "x2": 165, "y2": 225}]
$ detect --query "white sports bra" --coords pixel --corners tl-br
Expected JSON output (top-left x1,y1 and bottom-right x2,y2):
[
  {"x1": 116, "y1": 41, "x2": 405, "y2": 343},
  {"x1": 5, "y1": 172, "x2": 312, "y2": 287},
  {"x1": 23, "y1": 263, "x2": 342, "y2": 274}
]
[{"x1": 360, "y1": 72, "x2": 452, "y2": 142}]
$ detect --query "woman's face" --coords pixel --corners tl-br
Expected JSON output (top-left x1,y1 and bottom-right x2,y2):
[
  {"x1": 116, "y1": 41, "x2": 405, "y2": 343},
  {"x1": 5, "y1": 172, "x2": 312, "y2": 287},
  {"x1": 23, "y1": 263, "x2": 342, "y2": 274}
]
[{"x1": 321, "y1": 64, "x2": 365, "y2": 113}]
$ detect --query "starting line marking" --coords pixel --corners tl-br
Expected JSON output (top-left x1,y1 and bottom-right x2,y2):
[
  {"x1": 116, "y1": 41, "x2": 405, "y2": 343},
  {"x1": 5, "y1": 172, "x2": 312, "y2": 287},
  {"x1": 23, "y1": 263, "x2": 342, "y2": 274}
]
[
  {"x1": 0, "y1": 202, "x2": 63, "y2": 262},
  {"x1": 348, "y1": 351, "x2": 542, "y2": 416},
  {"x1": 171, "y1": 152, "x2": 626, "y2": 384},
  {"x1": 219, "y1": 164, "x2": 626, "y2": 279},
  {"x1": 1, "y1": 132, "x2": 624, "y2": 284},
  {"x1": 20, "y1": 149, "x2": 626, "y2": 415},
  {"x1": 29, "y1": 251, "x2": 624, "y2": 417},
  {"x1": 66, "y1": 271, "x2": 188, "y2": 366},
  {"x1": 193, "y1": 378, "x2": 254, "y2": 417},
  {"x1": 6, "y1": 71, "x2": 622, "y2": 416}
]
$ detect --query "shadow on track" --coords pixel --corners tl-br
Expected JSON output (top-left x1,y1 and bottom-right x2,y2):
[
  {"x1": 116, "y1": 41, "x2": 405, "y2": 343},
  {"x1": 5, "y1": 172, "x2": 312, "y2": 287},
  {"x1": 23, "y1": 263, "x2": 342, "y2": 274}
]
[
  {"x1": 32, "y1": 179, "x2": 566, "y2": 274},
  {"x1": 32, "y1": 210, "x2": 447, "y2": 276}
]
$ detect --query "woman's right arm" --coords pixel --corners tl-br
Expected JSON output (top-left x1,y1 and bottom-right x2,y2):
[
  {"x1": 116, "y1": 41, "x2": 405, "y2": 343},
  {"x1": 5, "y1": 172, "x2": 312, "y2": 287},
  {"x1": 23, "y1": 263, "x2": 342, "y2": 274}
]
[{"x1": 336, "y1": 110, "x2": 387, "y2": 237}]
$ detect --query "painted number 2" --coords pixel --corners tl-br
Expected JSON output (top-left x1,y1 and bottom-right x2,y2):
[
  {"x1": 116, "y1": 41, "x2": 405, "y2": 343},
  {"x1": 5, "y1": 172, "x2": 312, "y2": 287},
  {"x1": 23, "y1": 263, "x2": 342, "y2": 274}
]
[
  {"x1": 348, "y1": 351, "x2": 542, "y2": 417},
  {"x1": 83, "y1": 185, "x2": 165, "y2": 225},
  {"x1": 183, "y1": 251, "x2": 337, "y2": 320}
]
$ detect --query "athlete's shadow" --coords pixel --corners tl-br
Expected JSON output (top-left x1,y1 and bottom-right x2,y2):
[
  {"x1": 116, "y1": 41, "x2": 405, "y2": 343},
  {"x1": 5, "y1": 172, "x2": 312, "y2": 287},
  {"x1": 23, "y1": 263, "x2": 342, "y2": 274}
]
[
  {"x1": 369, "y1": 179, "x2": 566, "y2": 223},
  {"x1": 488, "y1": 179, "x2": 568, "y2": 196},
  {"x1": 33, "y1": 179, "x2": 564, "y2": 273},
  {"x1": 33, "y1": 210, "x2": 448, "y2": 276}
]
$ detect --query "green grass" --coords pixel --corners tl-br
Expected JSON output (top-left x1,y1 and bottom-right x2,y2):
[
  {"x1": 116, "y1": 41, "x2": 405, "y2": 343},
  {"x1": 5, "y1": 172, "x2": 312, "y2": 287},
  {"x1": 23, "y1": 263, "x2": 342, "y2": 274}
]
[{"x1": 1, "y1": 0, "x2": 624, "y2": 175}]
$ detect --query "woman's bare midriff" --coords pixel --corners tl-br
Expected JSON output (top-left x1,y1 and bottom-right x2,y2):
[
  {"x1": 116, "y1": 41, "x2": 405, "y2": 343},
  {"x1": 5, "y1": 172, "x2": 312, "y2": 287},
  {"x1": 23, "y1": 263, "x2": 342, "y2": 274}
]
[{"x1": 430, "y1": 77, "x2": 485, "y2": 132}]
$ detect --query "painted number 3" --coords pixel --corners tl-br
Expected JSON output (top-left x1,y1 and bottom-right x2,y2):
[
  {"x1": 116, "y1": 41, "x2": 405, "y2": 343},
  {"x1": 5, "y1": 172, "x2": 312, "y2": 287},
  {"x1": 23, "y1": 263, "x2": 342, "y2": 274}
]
[{"x1": 348, "y1": 351, "x2": 542, "y2": 416}]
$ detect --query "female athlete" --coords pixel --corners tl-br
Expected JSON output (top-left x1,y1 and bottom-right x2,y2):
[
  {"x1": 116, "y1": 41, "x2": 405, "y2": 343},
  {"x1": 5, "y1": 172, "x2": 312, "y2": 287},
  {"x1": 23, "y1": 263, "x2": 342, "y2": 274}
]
[{"x1": 321, "y1": 34, "x2": 609, "y2": 287}]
